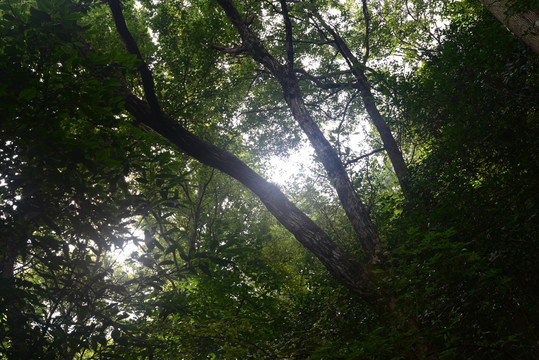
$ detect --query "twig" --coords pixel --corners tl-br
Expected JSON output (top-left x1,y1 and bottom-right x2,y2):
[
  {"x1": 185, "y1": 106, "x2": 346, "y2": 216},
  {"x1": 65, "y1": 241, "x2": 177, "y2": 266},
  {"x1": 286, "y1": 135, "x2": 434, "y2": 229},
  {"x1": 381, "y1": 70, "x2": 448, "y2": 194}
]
[
  {"x1": 210, "y1": 44, "x2": 247, "y2": 54},
  {"x1": 345, "y1": 148, "x2": 385, "y2": 166}
]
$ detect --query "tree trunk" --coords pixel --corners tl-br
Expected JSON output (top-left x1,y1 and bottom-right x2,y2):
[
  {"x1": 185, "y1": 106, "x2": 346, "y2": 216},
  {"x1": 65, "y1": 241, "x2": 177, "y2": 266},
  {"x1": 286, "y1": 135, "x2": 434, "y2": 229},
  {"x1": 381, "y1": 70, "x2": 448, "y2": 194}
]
[
  {"x1": 107, "y1": 1, "x2": 438, "y2": 356},
  {"x1": 215, "y1": 0, "x2": 382, "y2": 264},
  {"x1": 316, "y1": 16, "x2": 409, "y2": 192},
  {"x1": 480, "y1": 0, "x2": 539, "y2": 55},
  {"x1": 109, "y1": 0, "x2": 379, "y2": 298},
  {"x1": 124, "y1": 95, "x2": 378, "y2": 301}
]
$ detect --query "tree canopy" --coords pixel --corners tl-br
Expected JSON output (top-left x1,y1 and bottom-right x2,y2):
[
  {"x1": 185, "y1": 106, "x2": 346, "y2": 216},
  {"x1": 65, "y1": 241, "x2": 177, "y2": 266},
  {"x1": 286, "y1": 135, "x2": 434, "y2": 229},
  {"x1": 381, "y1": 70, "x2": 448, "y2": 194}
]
[{"x1": 1, "y1": 0, "x2": 538, "y2": 358}]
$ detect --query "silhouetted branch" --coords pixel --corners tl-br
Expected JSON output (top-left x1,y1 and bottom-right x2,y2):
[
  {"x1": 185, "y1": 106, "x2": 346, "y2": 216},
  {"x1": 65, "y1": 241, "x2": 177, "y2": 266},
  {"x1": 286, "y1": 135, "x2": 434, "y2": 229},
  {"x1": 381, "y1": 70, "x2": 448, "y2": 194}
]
[{"x1": 345, "y1": 148, "x2": 385, "y2": 166}]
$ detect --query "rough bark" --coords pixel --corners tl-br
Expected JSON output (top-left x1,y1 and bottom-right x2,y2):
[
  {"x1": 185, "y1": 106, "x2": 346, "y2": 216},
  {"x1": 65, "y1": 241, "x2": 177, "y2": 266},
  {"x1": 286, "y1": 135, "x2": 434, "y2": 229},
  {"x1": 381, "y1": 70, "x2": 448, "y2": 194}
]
[
  {"x1": 215, "y1": 0, "x2": 382, "y2": 264},
  {"x1": 316, "y1": 16, "x2": 409, "y2": 191},
  {"x1": 107, "y1": 0, "x2": 378, "y2": 300},
  {"x1": 124, "y1": 94, "x2": 378, "y2": 300},
  {"x1": 106, "y1": 1, "x2": 440, "y2": 357},
  {"x1": 480, "y1": 0, "x2": 539, "y2": 55}
]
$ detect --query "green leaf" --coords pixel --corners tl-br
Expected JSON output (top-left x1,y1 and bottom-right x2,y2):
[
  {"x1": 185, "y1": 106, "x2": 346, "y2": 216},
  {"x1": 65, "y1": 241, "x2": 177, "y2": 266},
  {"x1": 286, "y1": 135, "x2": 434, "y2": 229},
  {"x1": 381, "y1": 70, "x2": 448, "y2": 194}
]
[
  {"x1": 30, "y1": 7, "x2": 51, "y2": 22},
  {"x1": 18, "y1": 88, "x2": 37, "y2": 100}
]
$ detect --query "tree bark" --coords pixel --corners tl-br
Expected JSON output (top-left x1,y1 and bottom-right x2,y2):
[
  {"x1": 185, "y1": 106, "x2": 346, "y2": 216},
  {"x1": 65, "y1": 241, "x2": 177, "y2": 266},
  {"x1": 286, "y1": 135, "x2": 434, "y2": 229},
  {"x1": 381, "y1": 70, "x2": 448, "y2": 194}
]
[
  {"x1": 107, "y1": 0, "x2": 378, "y2": 300},
  {"x1": 124, "y1": 95, "x2": 378, "y2": 301},
  {"x1": 215, "y1": 0, "x2": 382, "y2": 264},
  {"x1": 480, "y1": 0, "x2": 539, "y2": 55},
  {"x1": 105, "y1": 1, "x2": 442, "y2": 357},
  {"x1": 315, "y1": 16, "x2": 409, "y2": 192}
]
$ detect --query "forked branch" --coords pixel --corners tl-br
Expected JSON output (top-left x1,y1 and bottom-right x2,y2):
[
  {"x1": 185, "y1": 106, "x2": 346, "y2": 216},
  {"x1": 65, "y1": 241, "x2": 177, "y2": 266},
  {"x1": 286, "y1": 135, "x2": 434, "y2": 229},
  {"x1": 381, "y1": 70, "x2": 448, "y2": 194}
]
[{"x1": 106, "y1": 0, "x2": 378, "y2": 301}]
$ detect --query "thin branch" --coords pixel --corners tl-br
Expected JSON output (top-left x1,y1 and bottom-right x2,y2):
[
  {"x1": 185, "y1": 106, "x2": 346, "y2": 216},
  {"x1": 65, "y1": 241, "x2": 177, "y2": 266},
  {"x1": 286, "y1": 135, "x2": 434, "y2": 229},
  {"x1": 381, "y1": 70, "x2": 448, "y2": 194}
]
[
  {"x1": 280, "y1": 0, "x2": 294, "y2": 69},
  {"x1": 188, "y1": 169, "x2": 214, "y2": 257},
  {"x1": 245, "y1": 68, "x2": 269, "y2": 97},
  {"x1": 295, "y1": 68, "x2": 352, "y2": 90},
  {"x1": 107, "y1": 0, "x2": 161, "y2": 118},
  {"x1": 345, "y1": 148, "x2": 385, "y2": 167},
  {"x1": 300, "y1": 68, "x2": 353, "y2": 79},
  {"x1": 210, "y1": 44, "x2": 247, "y2": 54},
  {"x1": 242, "y1": 105, "x2": 288, "y2": 114},
  {"x1": 337, "y1": 91, "x2": 359, "y2": 158},
  {"x1": 305, "y1": 87, "x2": 346, "y2": 108},
  {"x1": 262, "y1": 0, "x2": 281, "y2": 15},
  {"x1": 311, "y1": 11, "x2": 409, "y2": 191},
  {"x1": 404, "y1": 0, "x2": 442, "y2": 46},
  {"x1": 362, "y1": 0, "x2": 370, "y2": 62},
  {"x1": 290, "y1": 38, "x2": 335, "y2": 46}
]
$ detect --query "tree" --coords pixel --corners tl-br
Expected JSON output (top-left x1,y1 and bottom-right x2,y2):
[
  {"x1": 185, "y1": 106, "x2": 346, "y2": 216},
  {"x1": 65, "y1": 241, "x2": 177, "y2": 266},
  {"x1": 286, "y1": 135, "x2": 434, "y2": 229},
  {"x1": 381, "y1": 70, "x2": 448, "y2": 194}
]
[
  {"x1": 1, "y1": 0, "x2": 537, "y2": 358},
  {"x1": 387, "y1": 2, "x2": 539, "y2": 357},
  {"x1": 109, "y1": 0, "x2": 383, "y2": 298},
  {"x1": 480, "y1": 0, "x2": 539, "y2": 55}
]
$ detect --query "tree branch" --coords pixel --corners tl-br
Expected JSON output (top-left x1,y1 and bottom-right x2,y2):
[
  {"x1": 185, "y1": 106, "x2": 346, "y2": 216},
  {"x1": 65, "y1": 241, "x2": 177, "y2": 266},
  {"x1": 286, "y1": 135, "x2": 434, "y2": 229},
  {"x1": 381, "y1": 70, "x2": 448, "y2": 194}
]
[
  {"x1": 295, "y1": 68, "x2": 353, "y2": 90},
  {"x1": 107, "y1": 0, "x2": 161, "y2": 118},
  {"x1": 210, "y1": 44, "x2": 247, "y2": 54},
  {"x1": 345, "y1": 148, "x2": 385, "y2": 167},
  {"x1": 280, "y1": 0, "x2": 294, "y2": 69},
  {"x1": 124, "y1": 94, "x2": 377, "y2": 300},
  {"x1": 215, "y1": 0, "x2": 383, "y2": 264},
  {"x1": 362, "y1": 0, "x2": 371, "y2": 62},
  {"x1": 107, "y1": 0, "x2": 379, "y2": 300},
  {"x1": 312, "y1": 12, "x2": 409, "y2": 192}
]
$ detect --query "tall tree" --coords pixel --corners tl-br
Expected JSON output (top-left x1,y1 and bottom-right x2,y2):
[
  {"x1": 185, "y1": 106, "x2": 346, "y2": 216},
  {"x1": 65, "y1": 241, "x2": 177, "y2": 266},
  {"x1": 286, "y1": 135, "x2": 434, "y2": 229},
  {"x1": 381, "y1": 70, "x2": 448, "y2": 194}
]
[
  {"x1": 1, "y1": 0, "x2": 537, "y2": 358},
  {"x1": 107, "y1": 0, "x2": 379, "y2": 299},
  {"x1": 213, "y1": 0, "x2": 384, "y2": 264}
]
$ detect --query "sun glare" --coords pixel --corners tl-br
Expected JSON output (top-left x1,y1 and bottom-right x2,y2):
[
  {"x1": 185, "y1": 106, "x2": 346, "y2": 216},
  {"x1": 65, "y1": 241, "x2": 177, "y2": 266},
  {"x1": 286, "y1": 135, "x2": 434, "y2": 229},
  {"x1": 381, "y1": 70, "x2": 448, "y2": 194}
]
[{"x1": 267, "y1": 146, "x2": 313, "y2": 186}]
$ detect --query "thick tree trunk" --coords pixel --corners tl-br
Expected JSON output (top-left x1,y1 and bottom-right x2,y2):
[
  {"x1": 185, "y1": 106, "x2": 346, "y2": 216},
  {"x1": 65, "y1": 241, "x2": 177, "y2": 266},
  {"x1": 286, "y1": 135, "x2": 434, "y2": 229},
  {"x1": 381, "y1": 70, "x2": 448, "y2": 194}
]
[
  {"x1": 124, "y1": 95, "x2": 378, "y2": 301},
  {"x1": 107, "y1": 1, "x2": 438, "y2": 357},
  {"x1": 480, "y1": 0, "x2": 539, "y2": 54},
  {"x1": 109, "y1": 0, "x2": 379, "y2": 297},
  {"x1": 215, "y1": 0, "x2": 382, "y2": 264}
]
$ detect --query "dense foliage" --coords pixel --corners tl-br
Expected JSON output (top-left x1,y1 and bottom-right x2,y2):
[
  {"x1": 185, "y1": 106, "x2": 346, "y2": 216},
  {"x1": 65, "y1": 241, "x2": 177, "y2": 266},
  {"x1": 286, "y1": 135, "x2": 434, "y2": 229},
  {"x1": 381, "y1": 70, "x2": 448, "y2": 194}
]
[{"x1": 1, "y1": 0, "x2": 537, "y2": 359}]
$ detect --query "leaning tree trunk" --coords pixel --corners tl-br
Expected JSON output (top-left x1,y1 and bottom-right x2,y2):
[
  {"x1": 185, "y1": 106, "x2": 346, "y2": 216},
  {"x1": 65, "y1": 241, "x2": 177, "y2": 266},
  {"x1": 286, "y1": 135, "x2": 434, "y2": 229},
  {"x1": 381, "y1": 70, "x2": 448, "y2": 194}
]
[
  {"x1": 313, "y1": 14, "x2": 409, "y2": 192},
  {"x1": 215, "y1": 0, "x2": 382, "y2": 264},
  {"x1": 107, "y1": 0, "x2": 378, "y2": 301},
  {"x1": 107, "y1": 1, "x2": 439, "y2": 357},
  {"x1": 480, "y1": 0, "x2": 539, "y2": 55},
  {"x1": 124, "y1": 94, "x2": 378, "y2": 301}
]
